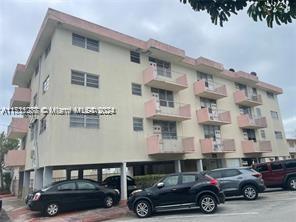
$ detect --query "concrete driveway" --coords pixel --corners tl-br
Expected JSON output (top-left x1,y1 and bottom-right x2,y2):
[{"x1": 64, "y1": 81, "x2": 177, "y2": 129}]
[{"x1": 109, "y1": 189, "x2": 296, "y2": 222}]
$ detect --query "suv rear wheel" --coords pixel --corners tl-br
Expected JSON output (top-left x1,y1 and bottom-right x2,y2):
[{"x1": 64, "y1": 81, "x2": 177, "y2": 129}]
[
  {"x1": 134, "y1": 200, "x2": 152, "y2": 218},
  {"x1": 242, "y1": 185, "x2": 258, "y2": 200},
  {"x1": 199, "y1": 194, "x2": 217, "y2": 214},
  {"x1": 287, "y1": 177, "x2": 296, "y2": 191}
]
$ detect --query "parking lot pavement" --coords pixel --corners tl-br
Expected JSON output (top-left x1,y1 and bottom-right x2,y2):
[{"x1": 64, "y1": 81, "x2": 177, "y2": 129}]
[
  {"x1": 1, "y1": 196, "x2": 129, "y2": 222},
  {"x1": 109, "y1": 189, "x2": 296, "y2": 222}
]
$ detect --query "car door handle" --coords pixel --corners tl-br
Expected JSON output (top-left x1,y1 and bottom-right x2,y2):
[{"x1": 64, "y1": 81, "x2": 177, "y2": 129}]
[{"x1": 171, "y1": 188, "x2": 177, "y2": 191}]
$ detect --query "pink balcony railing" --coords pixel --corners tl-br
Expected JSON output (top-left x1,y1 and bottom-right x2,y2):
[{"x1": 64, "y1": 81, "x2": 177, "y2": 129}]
[
  {"x1": 7, "y1": 118, "x2": 29, "y2": 139},
  {"x1": 194, "y1": 80, "x2": 227, "y2": 100},
  {"x1": 196, "y1": 108, "x2": 231, "y2": 125},
  {"x1": 234, "y1": 90, "x2": 263, "y2": 107},
  {"x1": 242, "y1": 140, "x2": 272, "y2": 154},
  {"x1": 143, "y1": 66, "x2": 188, "y2": 91},
  {"x1": 147, "y1": 134, "x2": 195, "y2": 155},
  {"x1": 200, "y1": 138, "x2": 235, "y2": 154},
  {"x1": 237, "y1": 115, "x2": 267, "y2": 129},
  {"x1": 145, "y1": 97, "x2": 191, "y2": 121},
  {"x1": 10, "y1": 87, "x2": 31, "y2": 107},
  {"x1": 4, "y1": 150, "x2": 26, "y2": 167}
]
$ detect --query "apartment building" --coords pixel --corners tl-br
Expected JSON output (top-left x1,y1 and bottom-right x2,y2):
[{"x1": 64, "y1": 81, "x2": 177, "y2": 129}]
[
  {"x1": 288, "y1": 139, "x2": 296, "y2": 159},
  {"x1": 4, "y1": 8, "x2": 289, "y2": 201}
]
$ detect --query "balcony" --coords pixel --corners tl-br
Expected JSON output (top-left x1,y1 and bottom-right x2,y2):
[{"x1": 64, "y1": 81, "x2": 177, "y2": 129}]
[
  {"x1": 242, "y1": 140, "x2": 272, "y2": 154},
  {"x1": 4, "y1": 150, "x2": 26, "y2": 167},
  {"x1": 10, "y1": 87, "x2": 31, "y2": 107},
  {"x1": 7, "y1": 118, "x2": 29, "y2": 139},
  {"x1": 145, "y1": 97, "x2": 191, "y2": 121},
  {"x1": 196, "y1": 108, "x2": 231, "y2": 125},
  {"x1": 143, "y1": 66, "x2": 188, "y2": 92},
  {"x1": 200, "y1": 138, "x2": 235, "y2": 154},
  {"x1": 237, "y1": 115, "x2": 267, "y2": 129},
  {"x1": 147, "y1": 135, "x2": 195, "y2": 155},
  {"x1": 194, "y1": 80, "x2": 227, "y2": 100},
  {"x1": 289, "y1": 147, "x2": 296, "y2": 153},
  {"x1": 234, "y1": 90, "x2": 263, "y2": 107}
]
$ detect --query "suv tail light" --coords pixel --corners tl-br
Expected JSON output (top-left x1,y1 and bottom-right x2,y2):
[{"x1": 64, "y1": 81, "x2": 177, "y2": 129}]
[
  {"x1": 32, "y1": 192, "x2": 41, "y2": 201},
  {"x1": 210, "y1": 178, "x2": 218, "y2": 186},
  {"x1": 252, "y1": 173, "x2": 262, "y2": 178}
]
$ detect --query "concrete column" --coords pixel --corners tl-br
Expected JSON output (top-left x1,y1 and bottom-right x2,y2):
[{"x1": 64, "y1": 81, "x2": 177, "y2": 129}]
[
  {"x1": 196, "y1": 159, "x2": 203, "y2": 172},
  {"x1": 22, "y1": 171, "x2": 30, "y2": 199},
  {"x1": 174, "y1": 160, "x2": 181, "y2": 173},
  {"x1": 78, "y1": 169, "x2": 84, "y2": 179},
  {"x1": 66, "y1": 169, "x2": 71, "y2": 180},
  {"x1": 120, "y1": 162, "x2": 127, "y2": 204},
  {"x1": 43, "y1": 166, "x2": 53, "y2": 187},
  {"x1": 33, "y1": 168, "x2": 43, "y2": 191},
  {"x1": 97, "y1": 167, "x2": 102, "y2": 183}
]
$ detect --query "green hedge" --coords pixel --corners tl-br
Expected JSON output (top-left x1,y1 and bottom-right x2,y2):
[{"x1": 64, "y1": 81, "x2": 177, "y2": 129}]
[{"x1": 134, "y1": 174, "x2": 165, "y2": 189}]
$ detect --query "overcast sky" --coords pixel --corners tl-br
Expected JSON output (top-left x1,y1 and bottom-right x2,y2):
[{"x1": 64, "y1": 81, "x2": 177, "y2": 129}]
[{"x1": 0, "y1": 0, "x2": 295, "y2": 138}]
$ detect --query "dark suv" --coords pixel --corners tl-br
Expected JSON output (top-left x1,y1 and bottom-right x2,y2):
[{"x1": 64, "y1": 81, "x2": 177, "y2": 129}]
[
  {"x1": 254, "y1": 159, "x2": 296, "y2": 190},
  {"x1": 127, "y1": 172, "x2": 225, "y2": 218},
  {"x1": 207, "y1": 167, "x2": 265, "y2": 200}
]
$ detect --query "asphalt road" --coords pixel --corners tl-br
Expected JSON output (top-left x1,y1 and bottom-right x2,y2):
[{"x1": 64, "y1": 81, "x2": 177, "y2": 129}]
[{"x1": 110, "y1": 189, "x2": 296, "y2": 222}]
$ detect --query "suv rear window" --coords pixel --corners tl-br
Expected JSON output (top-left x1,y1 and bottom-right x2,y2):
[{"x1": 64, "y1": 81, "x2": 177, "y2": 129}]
[
  {"x1": 284, "y1": 161, "x2": 296, "y2": 169},
  {"x1": 182, "y1": 175, "x2": 196, "y2": 184},
  {"x1": 221, "y1": 169, "x2": 241, "y2": 178},
  {"x1": 207, "y1": 171, "x2": 222, "y2": 179},
  {"x1": 256, "y1": 164, "x2": 269, "y2": 172},
  {"x1": 271, "y1": 162, "x2": 283, "y2": 171}
]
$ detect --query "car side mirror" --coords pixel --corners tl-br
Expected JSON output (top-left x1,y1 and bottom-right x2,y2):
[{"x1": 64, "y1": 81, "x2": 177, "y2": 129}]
[{"x1": 157, "y1": 182, "x2": 164, "y2": 189}]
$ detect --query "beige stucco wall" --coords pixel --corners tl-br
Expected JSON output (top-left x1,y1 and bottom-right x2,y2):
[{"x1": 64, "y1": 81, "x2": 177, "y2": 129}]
[{"x1": 24, "y1": 27, "x2": 289, "y2": 170}]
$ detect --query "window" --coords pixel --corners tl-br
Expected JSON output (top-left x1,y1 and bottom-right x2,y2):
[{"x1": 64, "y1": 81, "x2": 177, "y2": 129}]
[
  {"x1": 40, "y1": 116, "x2": 47, "y2": 134},
  {"x1": 162, "y1": 175, "x2": 179, "y2": 187},
  {"x1": 285, "y1": 161, "x2": 296, "y2": 169},
  {"x1": 35, "y1": 63, "x2": 39, "y2": 76},
  {"x1": 77, "y1": 181, "x2": 96, "y2": 190},
  {"x1": 72, "y1": 33, "x2": 99, "y2": 51},
  {"x1": 130, "y1": 51, "x2": 140, "y2": 63},
  {"x1": 133, "y1": 118, "x2": 143, "y2": 131},
  {"x1": 33, "y1": 94, "x2": 37, "y2": 106},
  {"x1": 255, "y1": 108, "x2": 261, "y2": 117},
  {"x1": 132, "y1": 83, "x2": 142, "y2": 96},
  {"x1": 30, "y1": 120, "x2": 38, "y2": 141},
  {"x1": 260, "y1": 130, "x2": 266, "y2": 139},
  {"x1": 207, "y1": 171, "x2": 222, "y2": 179},
  {"x1": 45, "y1": 42, "x2": 51, "y2": 58},
  {"x1": 256, "y1": 164, "x2": 269, "y2": 172},
  {"x1": 71, "y1": 71, "x2": 85, "y2": 86},
  {"x1": 70, "y1": 114, "x2": 84, "y2": 128},
  {"x1": 222, "y1": 169, "x2": 241, "y2": 178},
  {"x1": 85, "y1": 115, "x2": 99, "y2": 128},
  {"x1": 267, "y1": 91, "x2": 274, "y2": 99},
  {"x1": 70, "y1": 114, "x2": 99, "y2": 128},
  {"x1": 271, "y1": 162, "x2": 283, "y2": 171},
  {"x1": 182, "y1": 175, "x2": 196, "y2": 184},
  {"x1": 57, "y1": 182, "x2": 76, "y2": 191},
  {"x1": 72, "y1": 33, "x2": 85, "y2": 48},
  {"x1": 203, "y1": 125, "x2": 220, "y2": 139},
  {"x1": 43, "y1": 76, "x2": 49, "y2": 93},
  {"x1": 200, "y1": 98, "x2": 216, "y2": 109},
  {"x1": 149, "y1": 57, "x2": 171, "y2": 77},
  {"x1": 275, "y1": 131, "x2": 283, "y2": 139},
  {"x1": 153, "y1": 120, "x2": 177, "y2": 139},
  {"x1": 271, "y1": 111, "x2": 279, "y2": 119},
  {"x1": 151, "y1": 88, "x2": 174, "y2": 107},
  {"x1": 71, "y1": 70, "x2": 99, "y2": 88},
  {"x1": 86, "y1": 38, "x2": 99, "y2": 51},
  {"x1": 86, "y1": 74, "x2": 99, "y2": 88}
]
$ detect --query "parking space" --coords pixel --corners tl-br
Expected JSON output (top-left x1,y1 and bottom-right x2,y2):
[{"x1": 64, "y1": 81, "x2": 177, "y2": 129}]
[{"x1": 110, "y1": 189, "x2": 296, "y2": 222}]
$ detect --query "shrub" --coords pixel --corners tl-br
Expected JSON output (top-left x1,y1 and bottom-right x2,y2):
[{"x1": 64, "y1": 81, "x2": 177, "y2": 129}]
[{"x1": 134, "y1": 174, "x2": 165, "y2": 189}]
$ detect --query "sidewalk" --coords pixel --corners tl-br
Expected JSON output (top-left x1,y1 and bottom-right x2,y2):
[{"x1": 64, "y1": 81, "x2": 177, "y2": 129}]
[{"x1": 0, "y1": 195, "x2": 130, "y2": 222}]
